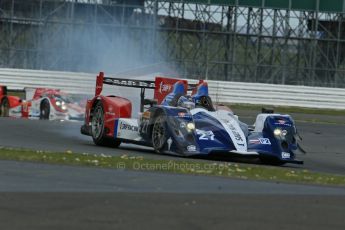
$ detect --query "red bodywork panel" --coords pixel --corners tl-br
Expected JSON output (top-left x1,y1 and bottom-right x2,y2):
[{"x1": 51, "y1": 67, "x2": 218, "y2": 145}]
[
  {"x1": 85, "y1": 95, "x2": 132, "y2": 138},
  {"x1": 7, "y1": 96, "x2": 22, "y2": 108},
  {"x1": 32, "y1": 88, "x2": 61, "y2": 100},
  {"x1": 0, "y1": 85, "x2": 22, "y2": 109},
  {"x1": 0, "y1": 85, "x2": 25, "y2": 114},
  {"x1": 154, "y1": 77, "x2": 188, "y2": 104}
]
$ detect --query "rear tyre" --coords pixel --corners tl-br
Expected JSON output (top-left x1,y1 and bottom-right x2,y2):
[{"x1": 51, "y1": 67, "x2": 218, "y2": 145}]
[
  {"x1": 40, "y1": 100, "x2": 50, "y2": 120},
  {"x1": 152, "y1": 114, "x2": 167, "y2": 153},
  {"x1": 91, "y1": 101, "x2": 121, "y2": 147},
  {"x1": 0, "y1": 97, "x2": 9, "y2": 117}
]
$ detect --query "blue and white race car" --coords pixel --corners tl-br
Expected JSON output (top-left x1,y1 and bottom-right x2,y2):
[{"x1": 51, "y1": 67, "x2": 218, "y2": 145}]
[{"x1": 81, "y1": 73, "x2": 304, "y2": 165}]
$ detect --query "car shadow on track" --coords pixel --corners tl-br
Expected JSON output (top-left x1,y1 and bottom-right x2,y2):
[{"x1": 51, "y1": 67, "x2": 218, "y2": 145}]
[{"x1": 80, "y1": 137, "x2": 303, "y2": 169}]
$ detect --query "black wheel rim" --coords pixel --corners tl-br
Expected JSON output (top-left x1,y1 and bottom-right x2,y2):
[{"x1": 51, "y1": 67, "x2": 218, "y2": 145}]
[
  {"x1": 152, "y1": 116, "x2": 165, "y2": 150},
  {"x1": 91, "y1": 106, "x2": 104, "y2": 140}
]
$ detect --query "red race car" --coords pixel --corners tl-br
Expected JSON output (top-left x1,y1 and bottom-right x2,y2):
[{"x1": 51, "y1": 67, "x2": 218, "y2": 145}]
[{"x1": 0, "y1": 85, "x2": 85, "y2": 120}]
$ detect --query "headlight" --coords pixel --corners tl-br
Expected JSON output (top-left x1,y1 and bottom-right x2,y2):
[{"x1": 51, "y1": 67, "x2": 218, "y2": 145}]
[
  {"x1": 56, "y1": 100, "x2": 67, "y2": 110},
  {"x1": 274, "y1": 128, "x2": 288, "y2": 137},
  {"x1": 273, "y1": 128, "x2": 282, "y2": 136},
  {"x1": 186, "y1": 122, "x2": 195, "y2": 131},
  {"x1": 56, "y1": 101, "x2": 65, "y2": 106}
]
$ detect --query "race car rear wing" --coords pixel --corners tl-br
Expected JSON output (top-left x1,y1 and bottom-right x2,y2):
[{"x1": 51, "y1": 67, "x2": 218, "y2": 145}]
[
  {"x1": 95, "y1": 72, "x2": 155, "y2": 96},
  {"x1": 95, "y1": 72, "x2": 199, "y2": 111},
  {"x1": 96, "y1": 72, "x2": 158, "y2": 112},
  {"x1": 95, "y1": 72, "x2": 198, "y2": 96}
]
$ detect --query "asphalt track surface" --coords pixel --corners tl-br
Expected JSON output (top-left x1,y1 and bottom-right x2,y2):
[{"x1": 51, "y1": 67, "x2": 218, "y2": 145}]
[
  {"x1": 0, "y1": 115, "x2": 344, "y2": 175},
  {"x1": 0, "y1": 160, "x2": 344, "y2": 230},
  {"x1": 0, "y1": 115, "x2": 345, "y2": 229}
]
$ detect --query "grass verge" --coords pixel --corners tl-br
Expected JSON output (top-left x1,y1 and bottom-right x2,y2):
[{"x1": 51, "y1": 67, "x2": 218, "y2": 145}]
[{"x1": 0, "y1": 147, "x2": 344, "y2": 186}]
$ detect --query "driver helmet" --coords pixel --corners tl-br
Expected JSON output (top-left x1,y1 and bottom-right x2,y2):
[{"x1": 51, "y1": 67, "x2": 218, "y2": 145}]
[{"x1": 177, "y1": 95, "x2": 195, "y2": 110}]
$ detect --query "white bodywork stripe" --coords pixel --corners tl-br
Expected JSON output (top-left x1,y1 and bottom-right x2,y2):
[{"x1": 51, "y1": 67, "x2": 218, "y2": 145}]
[
  {"x1": 116, "y1": 118, "x2": 143, "y2": 141},
  {"x1": 191, "y1": 108, "x2": 247, "y2": 152}
]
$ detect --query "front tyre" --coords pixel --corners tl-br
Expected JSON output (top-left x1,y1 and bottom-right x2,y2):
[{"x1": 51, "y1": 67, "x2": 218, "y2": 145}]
[
  {"x1": 0, "y1": 97, "x2": 9, "y2": 117},
  {"x1": 91, "y1": 101, "x2": 120, "y2": 147},
  {"x1": 40, "y1": 99, "x2": 50, "y2": 120},
  {"x1": 152, "y1": 114, "x2": 167, "y2": 153}
]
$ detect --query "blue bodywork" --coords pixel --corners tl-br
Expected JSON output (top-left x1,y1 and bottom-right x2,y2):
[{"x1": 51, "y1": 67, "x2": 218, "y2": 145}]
[
  {"x1": 143, "y1": 106, "x2": 302, "y2": 165},
  {"x1": 138, "y1": 81, "x2": 303, "y2": 165}
]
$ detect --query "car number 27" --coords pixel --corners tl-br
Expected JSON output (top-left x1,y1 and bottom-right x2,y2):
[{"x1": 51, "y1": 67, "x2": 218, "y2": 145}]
[{"x1": 196, "y1": 129, "x2": 215, "y2": 141}]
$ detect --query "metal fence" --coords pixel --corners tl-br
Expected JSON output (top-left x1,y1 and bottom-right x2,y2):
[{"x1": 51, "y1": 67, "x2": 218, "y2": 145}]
[{"x1": 1, "y1": 1, "x2": 345, "y2": 87}]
